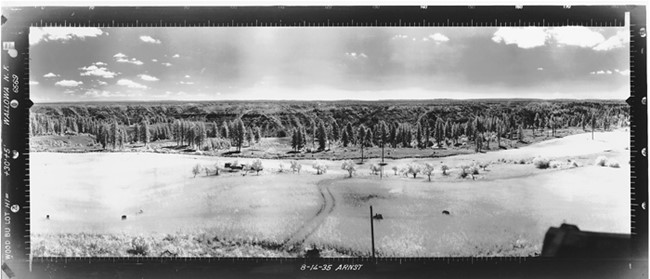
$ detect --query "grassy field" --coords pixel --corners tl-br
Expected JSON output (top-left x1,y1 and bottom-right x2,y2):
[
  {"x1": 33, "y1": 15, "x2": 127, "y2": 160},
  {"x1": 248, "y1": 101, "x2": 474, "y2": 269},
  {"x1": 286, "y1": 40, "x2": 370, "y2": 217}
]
[{"x1": 31, "y1": 129, "x2": 630, "y2": 257}]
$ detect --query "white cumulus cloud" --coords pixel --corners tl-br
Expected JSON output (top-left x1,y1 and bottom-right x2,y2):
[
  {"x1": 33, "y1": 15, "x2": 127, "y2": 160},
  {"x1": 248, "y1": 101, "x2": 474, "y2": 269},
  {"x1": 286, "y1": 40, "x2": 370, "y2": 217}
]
[
  {"x1": 162, "y1": 62, "x2": 172, "y2": 67},
  {"x1": 115, "y1": 56, "x2": 144, "y2": 66},
  {"x1": 79, "y1": 64, "x2": 117, "y2": 78},
  {"x1": 345, "y1": 52, "x2": 368, "y2": 59},
  {"x1": 615, "y1": 69, "x2": 631, "y2": 76},
  {"x1": 591, "y1": 70, "x2": 611, "y2": 75},
  {"x1": 140, "y1": 35, "x2": 161, "y2": 44},
  {"x1": 55, "y1": 80, "x2": 83, "y2": 87},
  {"x1": 139, "y1": 74, "x2": 159, "y2": 81},
  {"x1": 429, "y1": 33, "x2": 450, "y2": 42},
  {"x1": 492, "y1": 26, "x2": 626, "y2": 51},
  {"x1": 172, "y1": 54, "x2": 180, "y2": 58},
  {"x1": 30, "y1": 27, "x2": 104, "y2": 46},
  {"x1": 43, "y1": 72, "x2": 58, "y2": 78},
  {"x1": 492, "y1": 27, "x2": 548, "y2": 49},
  {"x1": 113, "y1": 53, "x2": 127, "y2": 58},
  {"x1": 593, "y1": 30, "x2": 629, "y2": 51},
  {"x1": 83, "y1": 89, "x2": 112, "y2": 98},
  {"x1": 550, "y1": 27, "x2": 605, "y2": 48},
  {"x1": 117, "y1": 79, "x2": 148, "y2": 89}
]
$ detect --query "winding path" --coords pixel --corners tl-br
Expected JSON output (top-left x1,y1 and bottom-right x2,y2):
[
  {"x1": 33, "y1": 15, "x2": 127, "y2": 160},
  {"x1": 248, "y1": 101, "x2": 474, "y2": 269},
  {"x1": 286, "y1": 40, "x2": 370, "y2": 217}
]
[{"x1": 281, "y1": 178, "x2": 336, "y2": 251}]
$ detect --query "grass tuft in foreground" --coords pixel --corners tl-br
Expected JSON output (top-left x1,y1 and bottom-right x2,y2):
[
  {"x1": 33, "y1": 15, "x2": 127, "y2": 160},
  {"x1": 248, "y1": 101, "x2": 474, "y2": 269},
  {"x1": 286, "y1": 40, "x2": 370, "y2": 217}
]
[{"x1": 31, "y1": 232, "x2": 356, "y2": 257}]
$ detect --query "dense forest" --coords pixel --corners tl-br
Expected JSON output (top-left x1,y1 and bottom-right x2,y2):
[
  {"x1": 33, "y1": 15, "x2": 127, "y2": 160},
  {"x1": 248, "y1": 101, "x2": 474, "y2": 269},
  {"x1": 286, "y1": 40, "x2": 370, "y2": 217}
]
[{"x1": 30, "y1": 99, "x2": 629, "y2": 153}]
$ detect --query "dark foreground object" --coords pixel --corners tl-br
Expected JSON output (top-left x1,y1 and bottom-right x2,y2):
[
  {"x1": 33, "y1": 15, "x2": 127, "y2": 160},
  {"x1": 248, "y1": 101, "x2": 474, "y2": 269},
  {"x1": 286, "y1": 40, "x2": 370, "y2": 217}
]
[
  {"x1": 304, "y1": 247, "x2": 320, "y2": 258},
  {"x1": 541, "y1": 224, "x2": 631, "y2": 258}
]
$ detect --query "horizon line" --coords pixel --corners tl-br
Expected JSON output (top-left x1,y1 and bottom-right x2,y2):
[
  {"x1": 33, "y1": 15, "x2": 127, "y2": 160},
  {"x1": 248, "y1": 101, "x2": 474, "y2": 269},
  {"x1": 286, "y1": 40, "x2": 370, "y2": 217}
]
[{"x1": 33, "y1": 97, "x2": 628, "y2": 104}]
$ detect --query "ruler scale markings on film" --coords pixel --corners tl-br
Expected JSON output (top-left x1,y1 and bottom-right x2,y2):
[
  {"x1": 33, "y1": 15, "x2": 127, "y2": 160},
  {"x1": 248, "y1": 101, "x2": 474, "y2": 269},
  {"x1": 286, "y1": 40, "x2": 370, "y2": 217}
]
[
  {"x1": 624, "y1": 7, "x2": 646, "y2": 262},
  {"x1": 629, "y1": 10, "x2": 637, "y2": 239},
  {"x1": 630, "y1": 18, "x2": 637, "y2": 239},
  {"x1": 24, "y1": 6, "x2": 628, "y2": 28},
  {"x1": 23, "y1": 44, "x2": 30, "y2": 261}
]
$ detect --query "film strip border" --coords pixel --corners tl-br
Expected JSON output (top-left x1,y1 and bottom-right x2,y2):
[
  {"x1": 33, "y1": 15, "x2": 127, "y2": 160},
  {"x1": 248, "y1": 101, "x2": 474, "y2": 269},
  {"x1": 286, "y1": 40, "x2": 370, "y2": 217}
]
[
  {"x1": 17, "y1": 256, "x2": 650, "y2": 277},
  {"x1": 1, "y1": 6, "x2": 32, "y2": 271},
  {"x1": 1, "y1": 6, "x2": 631, "y2": 27},
  {"x1": 628, "y1": 5, "x2": 647, "y2": 259},
  {"x1": 0, "y1": 5, "x2": 646, "y2": 278}
]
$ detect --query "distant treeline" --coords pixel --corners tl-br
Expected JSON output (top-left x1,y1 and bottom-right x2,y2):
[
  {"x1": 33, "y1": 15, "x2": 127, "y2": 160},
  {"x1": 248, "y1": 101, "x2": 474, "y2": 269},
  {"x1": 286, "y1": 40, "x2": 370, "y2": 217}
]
[{"x1": 29, "y1": 100, "x2": 629, "y2": 152}]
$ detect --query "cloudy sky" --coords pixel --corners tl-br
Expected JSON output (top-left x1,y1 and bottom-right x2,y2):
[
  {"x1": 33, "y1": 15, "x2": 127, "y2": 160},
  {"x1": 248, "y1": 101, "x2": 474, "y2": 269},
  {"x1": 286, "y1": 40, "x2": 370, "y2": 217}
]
[{"x1": 30, "y1": 26, "x2": 629, "y2": 102}]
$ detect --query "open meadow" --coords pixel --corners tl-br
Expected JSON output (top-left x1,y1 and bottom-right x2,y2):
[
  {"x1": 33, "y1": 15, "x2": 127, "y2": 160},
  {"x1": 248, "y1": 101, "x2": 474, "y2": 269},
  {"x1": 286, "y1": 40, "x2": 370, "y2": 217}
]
[{"x1": 31, "y1": 129, "x2": 630, "y2": 257}]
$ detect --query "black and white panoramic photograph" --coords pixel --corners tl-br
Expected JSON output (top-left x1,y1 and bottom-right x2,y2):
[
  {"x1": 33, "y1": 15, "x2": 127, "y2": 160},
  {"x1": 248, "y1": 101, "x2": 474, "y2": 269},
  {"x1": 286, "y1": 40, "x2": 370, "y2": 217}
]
[{"x1": 29, "y1": 25, "x2": 631, "y2": 257}]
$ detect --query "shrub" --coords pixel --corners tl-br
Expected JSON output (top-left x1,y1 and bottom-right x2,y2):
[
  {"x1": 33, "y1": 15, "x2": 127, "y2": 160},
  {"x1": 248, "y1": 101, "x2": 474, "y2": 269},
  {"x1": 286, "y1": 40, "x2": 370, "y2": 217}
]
[
  {"x1": 290, "y1": 160, "x2": 302, "y2": 173},
  {"x1": 203, "y1": 165, "x2": 212, "y2": 176},
  {"x1": 313, "y1": 161, "x2": 328, "y2": 175},
  {"x1": 608, "y1": 160, "x2": 620, "y2": 168},
  {"x1": 406, "y1": 164, "x2": 421, "y2": 179},
  {"x1": 549, "y1": 161, "x2": 563, "y2": 169},
  {"x1": 441, "y1": 164, "x2": 449, "y2": 175},
  {"x1": 478, "y1": 162, "x2": 490, "y2": 171},
  {"x1": 533, "y1": 157, "x2": 550, "y2": 169},
  {"x1": 341, "y1": 160, "x2": 357, "y2": 178},
  {"x1": 192, "y1": 164, "x2": 201, "y2": 178},
  {"x1": 399, "y1": 167, "x2": 408, "y2": 177},
  {"x1": 278, "y1": 163, "x2": 286, "y2": 173},
  {"x1": 422, "y1": 163, "x2": 435, "y2": 181},
  {"x1": 214, "y1": 161, "x2": 223, "y2": 176},
  {"x1": 369, "y1": 164, "x2": 381, "y2": 175},
  {"x1": 456, "y1": 164, "x2": 479, "y2": 179},
  {"x1": 251, "y1": 159, "x2": 263, "y2": 175},
  {"x1": 458, "y1": 165, "x2": 470, "y2": 179},
  {"x1": 571, "y1": 161, "x2": 580, "y2": 168},
  {"x1": 130, "y1": 236, "x2": 149, "y2": 256},
  {"x1": 241, "y1": 164, "x2": 251, "y2": 176},
  {"x1": 392, "y1": 166, "x2": 399, "y2": 175},
  {"x1": 595, "y1": 156, "x2": 608, "y2": 167},
  {"x1": 519, "y1": 159, "x2": 527, "y2": 165}
]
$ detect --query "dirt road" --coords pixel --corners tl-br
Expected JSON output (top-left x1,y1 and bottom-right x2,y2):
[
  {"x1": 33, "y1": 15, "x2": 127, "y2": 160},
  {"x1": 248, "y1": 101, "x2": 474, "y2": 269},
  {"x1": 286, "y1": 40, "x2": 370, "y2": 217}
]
[{"x1": 281, "y1": 179, "x2": 336, "y2": 251}]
